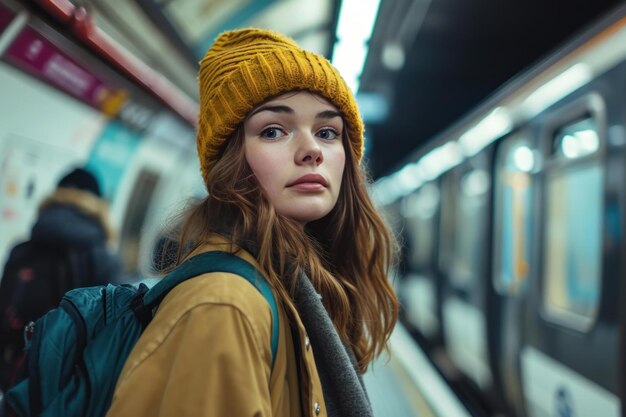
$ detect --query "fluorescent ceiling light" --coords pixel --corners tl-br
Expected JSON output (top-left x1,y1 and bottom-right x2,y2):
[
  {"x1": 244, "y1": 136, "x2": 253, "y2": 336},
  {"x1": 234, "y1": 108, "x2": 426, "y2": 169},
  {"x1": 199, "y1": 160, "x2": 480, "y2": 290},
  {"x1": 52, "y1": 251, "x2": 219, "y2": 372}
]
[
  {"x1": 522, "y1": 63, "x2": 593, "y2": 117},
  {"x1": 419, "y1": 142, "x2": 464, "y2": 181},
  {"x1": 512, "y1": 145, "x2": 535, "y2": 172},
  {"x1": 382, "y1": 42, "x2": 405, "y2": 71},
  {"x1": 336, "y1": 0, "x2": 381, "y2": 40},
  {"x1": 459, "y1": 107, "x2": 513, "y2": 157},
  {"x1": 560, "y1": 129, "x2": 599, "y2": 159},
  {"x1": 461, "y1": 169, "x2": 490, "y2": 197},
  {"x1": 371, "y1": 141, "x2": 464, "y2": 205},
  {"x1": 332, "y1": 0, "x2": 382, "y2": 93},
  {"x1": 372, "y1": 175, "x2": 408, "y2": 207},
  {"x1": 332, "y1": 42, "x2": 368, "y2": 92},
  {"x1": 575, "y1": 129, "x2": 600, "y2": 154}
]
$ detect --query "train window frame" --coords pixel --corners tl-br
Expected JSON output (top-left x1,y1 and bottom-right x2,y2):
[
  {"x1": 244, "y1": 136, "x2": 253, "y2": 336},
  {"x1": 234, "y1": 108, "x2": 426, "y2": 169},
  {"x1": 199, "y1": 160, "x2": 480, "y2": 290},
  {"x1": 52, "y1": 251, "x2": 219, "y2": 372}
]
[
  {"x1": 437, "y1": 169, "x2": 459, "y2": 275},
  {"x1": 401, "y1": 181, "x2": 441, "y2": 274},
  {"x1": 492, "y1": 129, "x2": 537, "y2": 297},
  {"x1": 449, "y1": 154, "x2": 492, "y2": 291},
  {"x1": 537, "y1": 92, "x2": 607, "y2": 332}
]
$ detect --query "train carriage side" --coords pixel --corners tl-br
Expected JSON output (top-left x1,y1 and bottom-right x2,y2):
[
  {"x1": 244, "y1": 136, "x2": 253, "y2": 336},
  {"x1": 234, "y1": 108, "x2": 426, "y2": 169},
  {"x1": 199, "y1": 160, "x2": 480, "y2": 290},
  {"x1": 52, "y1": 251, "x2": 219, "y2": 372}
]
[
  {"x1": 399, "y1": 180, "x2": 444, "y2": 349},
  {"x1": 518, "y1": 62, "x2": 626, "y2": 417},
  {"x1": 490, "y1": 126, "x2": 539, "y2": 417},
  {"x1": 378, "y1": 4, "x2": 626, "y2": 417}
]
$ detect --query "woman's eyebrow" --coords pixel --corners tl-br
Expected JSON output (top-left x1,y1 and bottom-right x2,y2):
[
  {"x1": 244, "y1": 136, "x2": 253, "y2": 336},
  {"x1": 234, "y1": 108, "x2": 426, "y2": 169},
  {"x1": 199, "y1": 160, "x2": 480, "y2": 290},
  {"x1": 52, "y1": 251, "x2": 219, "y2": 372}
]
[
  {"x1": 249, "y1": 104, "x2": 294, "y2": 117},
  {"x1": 316, "y1": 110, "x2": 342, "y2": 119}
]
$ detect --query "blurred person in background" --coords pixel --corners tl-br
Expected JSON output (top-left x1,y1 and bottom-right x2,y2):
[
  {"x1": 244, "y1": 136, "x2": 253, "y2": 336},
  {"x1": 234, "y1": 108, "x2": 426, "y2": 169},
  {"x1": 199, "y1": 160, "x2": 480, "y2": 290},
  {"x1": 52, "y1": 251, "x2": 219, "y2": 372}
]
[{"x1": 0, "y1": 167, "x2": 122, "y2": 391}]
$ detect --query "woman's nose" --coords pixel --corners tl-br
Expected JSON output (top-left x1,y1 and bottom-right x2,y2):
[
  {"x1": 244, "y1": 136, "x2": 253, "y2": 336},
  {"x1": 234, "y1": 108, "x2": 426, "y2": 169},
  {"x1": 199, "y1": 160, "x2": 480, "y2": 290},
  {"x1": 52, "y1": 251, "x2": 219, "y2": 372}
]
[{"x1": 296, "y1": 133, "x2": 323, "y2": 165}]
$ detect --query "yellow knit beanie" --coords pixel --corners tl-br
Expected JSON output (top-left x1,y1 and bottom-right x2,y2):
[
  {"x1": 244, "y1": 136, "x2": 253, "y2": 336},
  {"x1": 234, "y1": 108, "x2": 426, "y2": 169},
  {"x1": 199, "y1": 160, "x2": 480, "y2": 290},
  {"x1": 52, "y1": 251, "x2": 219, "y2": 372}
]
[{"x1": 196, "y1": 28, "x2": 364, "y2": 183}]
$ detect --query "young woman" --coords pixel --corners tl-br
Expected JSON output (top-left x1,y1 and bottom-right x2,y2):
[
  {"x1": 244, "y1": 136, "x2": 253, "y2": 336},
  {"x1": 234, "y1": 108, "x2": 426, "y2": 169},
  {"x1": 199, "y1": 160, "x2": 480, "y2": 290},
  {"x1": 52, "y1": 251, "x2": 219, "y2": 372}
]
[{"x1": 107, "y1": 29, "x2": 398, "y2": 417}]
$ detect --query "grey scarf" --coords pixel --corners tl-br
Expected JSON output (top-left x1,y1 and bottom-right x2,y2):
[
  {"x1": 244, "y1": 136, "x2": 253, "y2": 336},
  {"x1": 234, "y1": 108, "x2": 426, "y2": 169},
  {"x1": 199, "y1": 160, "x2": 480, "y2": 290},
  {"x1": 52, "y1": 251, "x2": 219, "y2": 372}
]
[{"x1": 292, "y1": 272, "x2": 374, "y2": 417}]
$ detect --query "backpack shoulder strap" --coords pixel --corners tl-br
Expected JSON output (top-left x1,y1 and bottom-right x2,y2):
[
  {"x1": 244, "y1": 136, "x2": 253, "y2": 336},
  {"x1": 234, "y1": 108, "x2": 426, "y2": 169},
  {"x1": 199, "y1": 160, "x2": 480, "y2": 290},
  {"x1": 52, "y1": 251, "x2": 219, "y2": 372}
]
[{"x1": 142, "y1": 251, "x2": 279, "y2": 367}]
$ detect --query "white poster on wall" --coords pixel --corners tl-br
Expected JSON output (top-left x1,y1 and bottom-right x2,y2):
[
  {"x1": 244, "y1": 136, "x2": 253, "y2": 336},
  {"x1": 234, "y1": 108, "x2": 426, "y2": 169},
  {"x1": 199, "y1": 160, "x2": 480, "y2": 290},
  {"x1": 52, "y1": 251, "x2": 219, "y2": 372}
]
[
  {"x1": 0, "y1": 63, "x2": 106, "y2": 270},
  {"x1": 0, "y1": 135, "x2": 82, "y2": 267}
]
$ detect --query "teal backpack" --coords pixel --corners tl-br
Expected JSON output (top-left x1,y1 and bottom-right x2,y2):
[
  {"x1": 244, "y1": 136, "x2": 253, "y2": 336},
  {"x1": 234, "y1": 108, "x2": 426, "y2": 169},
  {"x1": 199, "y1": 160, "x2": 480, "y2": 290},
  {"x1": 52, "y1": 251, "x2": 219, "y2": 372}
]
[{"x1": 3, "y1": 251, "x2": 279, "y2": 417}]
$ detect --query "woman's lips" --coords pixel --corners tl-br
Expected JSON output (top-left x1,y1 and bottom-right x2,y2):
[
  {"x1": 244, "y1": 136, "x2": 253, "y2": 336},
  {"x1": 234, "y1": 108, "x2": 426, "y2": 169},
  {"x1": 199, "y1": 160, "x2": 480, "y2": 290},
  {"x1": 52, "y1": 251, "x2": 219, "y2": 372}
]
[
  {"x1": 289, "y1": 182, "x2": 326, "y2": 191},
  {"x1": 287, "y1": 173, "x2": 328, "y2": 190}
]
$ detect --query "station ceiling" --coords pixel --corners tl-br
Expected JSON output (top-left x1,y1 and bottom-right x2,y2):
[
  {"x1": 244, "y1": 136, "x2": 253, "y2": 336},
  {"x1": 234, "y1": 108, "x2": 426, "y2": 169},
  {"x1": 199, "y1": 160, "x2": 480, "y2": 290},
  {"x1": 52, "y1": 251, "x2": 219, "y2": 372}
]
[
  {"x1": 361, "y1": 0, "x2": 625, "y2": 178},
  {"x1": 71, "y1": 0, "x2": 625, "y2": 178}
]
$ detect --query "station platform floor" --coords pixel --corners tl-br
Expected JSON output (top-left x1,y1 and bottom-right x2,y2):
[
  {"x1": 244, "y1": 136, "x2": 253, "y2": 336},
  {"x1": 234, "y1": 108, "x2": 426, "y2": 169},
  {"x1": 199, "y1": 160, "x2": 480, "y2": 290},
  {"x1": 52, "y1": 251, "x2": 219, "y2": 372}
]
[{"x1": 363, "y1": 323, "x2": 473, "y2": 417}]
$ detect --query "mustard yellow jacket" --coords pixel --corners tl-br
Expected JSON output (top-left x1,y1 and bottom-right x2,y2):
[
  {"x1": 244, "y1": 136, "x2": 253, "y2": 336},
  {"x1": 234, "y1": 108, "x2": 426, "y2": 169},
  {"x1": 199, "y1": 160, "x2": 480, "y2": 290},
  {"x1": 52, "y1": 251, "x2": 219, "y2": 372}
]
[{"x1": 106, "y1": 239, "x2": 327, "y2": 417}]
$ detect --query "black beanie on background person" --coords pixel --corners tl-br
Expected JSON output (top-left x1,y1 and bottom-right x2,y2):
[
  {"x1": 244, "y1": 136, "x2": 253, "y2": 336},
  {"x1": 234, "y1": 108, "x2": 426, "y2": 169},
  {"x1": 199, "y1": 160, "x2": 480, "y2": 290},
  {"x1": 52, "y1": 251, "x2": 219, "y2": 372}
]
[{"x1": 57, "y1": 168, "x2": 102, "y2": 197}]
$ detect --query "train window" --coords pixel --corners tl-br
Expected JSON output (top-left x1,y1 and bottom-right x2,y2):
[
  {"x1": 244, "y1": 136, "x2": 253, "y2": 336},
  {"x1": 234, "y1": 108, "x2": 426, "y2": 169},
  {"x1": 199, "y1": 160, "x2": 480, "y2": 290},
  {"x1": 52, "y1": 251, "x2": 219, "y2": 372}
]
[
  {"x1": 438, "y1": 171, "x2": 457, "y2": 273},
  {"x1": 402, "y1": 183, "x2": 440, "y2": 271},
  {"x1": 551, "y1": 117, "x2": 600, "y2": 160},
  {"x1": 493, "y1": 136, "x2": 535, "y2": 295},
  {"x1": 451, "y1": 167, "x2": 490, "y2": 288},
  {"x1": 543, "y1": 116, "x2": 602, "y2": 329}
]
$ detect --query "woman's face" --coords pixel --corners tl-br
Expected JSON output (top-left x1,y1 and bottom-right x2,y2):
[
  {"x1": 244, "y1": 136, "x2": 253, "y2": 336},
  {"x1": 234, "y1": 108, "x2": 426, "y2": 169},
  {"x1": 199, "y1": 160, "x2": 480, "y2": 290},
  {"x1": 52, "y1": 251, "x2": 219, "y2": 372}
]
[{"x1": 244, "y1": 91, "x2": 346, "y2": 224}]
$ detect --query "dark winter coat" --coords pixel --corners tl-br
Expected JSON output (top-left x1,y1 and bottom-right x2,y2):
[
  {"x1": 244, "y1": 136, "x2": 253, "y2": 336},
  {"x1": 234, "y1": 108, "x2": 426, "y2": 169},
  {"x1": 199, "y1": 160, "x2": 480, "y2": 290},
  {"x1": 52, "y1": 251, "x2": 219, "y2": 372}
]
[
  {"x1": 27, "y1": 187, "x2": 122, "y2": 285},
  {"x1": 0, "y1": 188, "x2": 122, "y2": 391}
]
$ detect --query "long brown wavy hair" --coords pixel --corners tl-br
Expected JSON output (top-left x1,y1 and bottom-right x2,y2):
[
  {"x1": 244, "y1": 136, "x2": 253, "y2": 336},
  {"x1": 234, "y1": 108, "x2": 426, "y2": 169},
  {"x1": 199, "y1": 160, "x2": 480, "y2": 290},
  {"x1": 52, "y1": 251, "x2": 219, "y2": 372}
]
[{"x1": 174, "y1": 121, "x2": 399, "y2": 372}]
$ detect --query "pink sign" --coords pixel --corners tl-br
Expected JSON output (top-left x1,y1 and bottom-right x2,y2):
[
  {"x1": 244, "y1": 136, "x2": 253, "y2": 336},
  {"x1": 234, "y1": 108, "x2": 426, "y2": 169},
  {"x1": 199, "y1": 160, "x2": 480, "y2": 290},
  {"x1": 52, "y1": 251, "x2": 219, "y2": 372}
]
[
  {"x1": 4, "y1": 27, "x2": 121, "y2": 111},
  {"x1": 0, "y1": 4, "x2": 15, "y2": 34}
]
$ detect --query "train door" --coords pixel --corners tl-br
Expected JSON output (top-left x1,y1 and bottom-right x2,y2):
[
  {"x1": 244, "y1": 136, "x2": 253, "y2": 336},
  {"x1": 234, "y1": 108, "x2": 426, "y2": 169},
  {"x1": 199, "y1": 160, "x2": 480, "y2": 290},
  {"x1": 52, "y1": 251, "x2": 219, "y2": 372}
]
[
  {"x1": 379, "y1": 199, "x2": 405, "y2": 295},
  {"x1": 401, "y1": 182, "x2": 443, "y2": 348},
  {"x1": 521, "y1": 85, "x2": 623, "y2": 417},
  {"x1": 440, "y1": 151, "x2": 500, "y2": 413},
  {"x1": 491, "y1": 131, "x2": 537, "y2": 417}
]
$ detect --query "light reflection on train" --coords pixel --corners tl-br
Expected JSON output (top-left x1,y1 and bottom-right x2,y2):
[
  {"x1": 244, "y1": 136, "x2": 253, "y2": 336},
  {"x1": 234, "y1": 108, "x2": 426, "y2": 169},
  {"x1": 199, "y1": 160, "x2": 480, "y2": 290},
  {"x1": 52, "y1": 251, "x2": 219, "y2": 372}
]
[{"x1": 373, "y1": 4, "x2": 626, "y2": 417}]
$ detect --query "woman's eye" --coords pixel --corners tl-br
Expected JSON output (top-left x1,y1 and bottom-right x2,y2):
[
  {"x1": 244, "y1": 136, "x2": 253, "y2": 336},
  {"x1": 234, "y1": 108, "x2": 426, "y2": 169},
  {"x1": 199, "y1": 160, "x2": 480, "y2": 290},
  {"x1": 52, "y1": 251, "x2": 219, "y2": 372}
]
[
  {"x1": 260, "y1": 127, "x2": 285, "y2": 140},
  {"x1": 317, "y1": 128, "x2": 339, "y2": 140}
]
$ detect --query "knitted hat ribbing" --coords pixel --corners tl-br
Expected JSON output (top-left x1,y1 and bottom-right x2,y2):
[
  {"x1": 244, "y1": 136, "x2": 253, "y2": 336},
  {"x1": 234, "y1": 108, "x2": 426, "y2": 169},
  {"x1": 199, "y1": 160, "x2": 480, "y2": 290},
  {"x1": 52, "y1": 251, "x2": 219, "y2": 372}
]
[{"x1": 197, "y1": 28, "x2": 364, "y2": 183}]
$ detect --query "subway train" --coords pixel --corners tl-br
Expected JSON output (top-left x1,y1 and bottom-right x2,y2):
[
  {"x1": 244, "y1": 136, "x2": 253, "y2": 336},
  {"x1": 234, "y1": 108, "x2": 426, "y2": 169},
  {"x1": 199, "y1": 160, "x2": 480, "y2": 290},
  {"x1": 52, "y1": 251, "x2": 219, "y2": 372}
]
[
  {"x1": 373, "y1": 3, "x2": 626, "y2": 417},
  {"x1": 0, "y1": 0, "x2": 202, "y2": 280}
]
